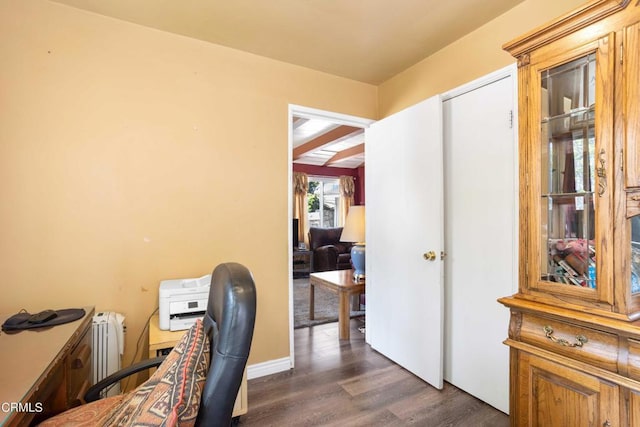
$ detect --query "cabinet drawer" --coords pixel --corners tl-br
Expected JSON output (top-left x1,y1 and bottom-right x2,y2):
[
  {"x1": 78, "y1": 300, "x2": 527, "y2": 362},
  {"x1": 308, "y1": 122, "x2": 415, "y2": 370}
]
[
  {"x1": 627, "y1": 192, "x2": 640, "y2": 217},
  {"x1": 66, "y1": 326, "x2": 92, "y2": 406},
  {"x1": 629, "y1": 339, "x2": 640, "y2": 381},
  {"x1": 519, "y1": 313, "x2": 618, "y2": 372}
]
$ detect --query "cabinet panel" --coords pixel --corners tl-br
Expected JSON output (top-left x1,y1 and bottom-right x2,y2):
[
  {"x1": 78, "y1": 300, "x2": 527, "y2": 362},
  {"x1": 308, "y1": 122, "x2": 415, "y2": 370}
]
[
  {"x1": 518, "y1": 352, "x2": 619, "y2": 426},
  {"x1": 625, "y1": 22, "x2": 640, "y2": 188},
  {"x1": 631, "y1": 390, "x2": 640, "y2": 426}
]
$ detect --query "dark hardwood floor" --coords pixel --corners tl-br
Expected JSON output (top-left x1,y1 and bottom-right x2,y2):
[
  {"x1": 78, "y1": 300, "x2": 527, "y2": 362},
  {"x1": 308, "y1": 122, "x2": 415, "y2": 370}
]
[{"x1": 239, "y1": 318, "x2": 509, "y2": 426}]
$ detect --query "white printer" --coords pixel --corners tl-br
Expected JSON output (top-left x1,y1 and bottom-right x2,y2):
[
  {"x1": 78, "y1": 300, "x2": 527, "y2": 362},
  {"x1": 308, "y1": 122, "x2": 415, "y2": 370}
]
[{"x1": 159, "y1": 274, "x2": 211, "y2": 331}]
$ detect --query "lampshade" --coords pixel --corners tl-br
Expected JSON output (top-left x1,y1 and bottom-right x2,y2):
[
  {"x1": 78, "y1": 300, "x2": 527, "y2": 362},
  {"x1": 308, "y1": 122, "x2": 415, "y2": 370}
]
[{"x1": 340, "y1": 206, "x2": 365, "y2": 243}]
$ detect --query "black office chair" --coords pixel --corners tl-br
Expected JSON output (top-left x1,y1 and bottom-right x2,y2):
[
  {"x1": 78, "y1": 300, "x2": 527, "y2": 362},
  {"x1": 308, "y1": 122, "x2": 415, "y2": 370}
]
[
  {"x1": 40, "y1": 262, "x2": 257, "y2": 427},
  {"x1": 195, "y1": 262, "x2": 257, "y2": 425}
]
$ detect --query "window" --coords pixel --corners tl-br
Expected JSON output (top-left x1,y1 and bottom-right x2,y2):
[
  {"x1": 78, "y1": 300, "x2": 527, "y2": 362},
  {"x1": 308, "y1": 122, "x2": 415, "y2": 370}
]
[{"x1": 308, "y1": 177, "x2": 341, "y2": 228}]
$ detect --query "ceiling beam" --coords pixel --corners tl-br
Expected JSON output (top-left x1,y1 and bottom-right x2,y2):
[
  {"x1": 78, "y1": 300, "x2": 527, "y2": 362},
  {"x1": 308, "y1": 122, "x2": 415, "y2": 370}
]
[
  {"x1": 324, "y1": 143, "x2": 365, "y2": 166},
  {"x1": 293, "y1": 125, "x2": 361, "y2": 160}
]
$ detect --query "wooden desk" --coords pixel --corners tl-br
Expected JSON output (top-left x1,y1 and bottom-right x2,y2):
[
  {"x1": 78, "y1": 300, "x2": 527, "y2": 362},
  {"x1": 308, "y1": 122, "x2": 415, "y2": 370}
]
[
  {"x1": 309, "y1": 270, "x2": 365, "y2": 340},
  {"x1": 0, "y1": 306, "x2": 94, "y2": 426},
  {"x1": 148, "y1": 315, "x2": 248, "y2": 418}
]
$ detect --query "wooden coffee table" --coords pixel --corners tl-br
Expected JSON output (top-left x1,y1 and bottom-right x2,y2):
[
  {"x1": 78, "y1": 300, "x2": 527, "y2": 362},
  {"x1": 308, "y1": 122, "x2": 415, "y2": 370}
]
[{"x1": 309, "y1": 269, "x2": 365, "y2": 340}]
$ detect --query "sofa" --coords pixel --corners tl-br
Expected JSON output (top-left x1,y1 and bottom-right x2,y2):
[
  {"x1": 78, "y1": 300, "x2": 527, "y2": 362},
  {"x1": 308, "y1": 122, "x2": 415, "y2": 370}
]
[{"x1": 308, "y1": 227, "x2": 352, "y2": 272}]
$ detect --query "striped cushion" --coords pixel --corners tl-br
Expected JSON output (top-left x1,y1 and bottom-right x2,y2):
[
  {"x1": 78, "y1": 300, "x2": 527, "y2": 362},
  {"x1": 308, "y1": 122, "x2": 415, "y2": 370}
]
[{"x1": 40, "y1": 319, "x2": 209, "y2": 427}]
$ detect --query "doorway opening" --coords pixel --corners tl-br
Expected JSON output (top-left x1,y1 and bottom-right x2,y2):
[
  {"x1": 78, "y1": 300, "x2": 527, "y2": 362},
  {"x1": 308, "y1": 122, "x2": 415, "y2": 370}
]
[{"x1": 287, "y1": 105, "x2": 373, "y2": 366}]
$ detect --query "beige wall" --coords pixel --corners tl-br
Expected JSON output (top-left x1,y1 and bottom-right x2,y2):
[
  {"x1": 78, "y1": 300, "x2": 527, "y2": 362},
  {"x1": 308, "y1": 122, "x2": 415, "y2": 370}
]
[
  {"x1": 378, "y1": 0, "x2": 586, "y2": 117},
  {"x1": 1, "y1": 0, "x2": 594, "y2": 375},
  {"x1": 0, "y1": 0, "x2": 377, "y2": 368}
]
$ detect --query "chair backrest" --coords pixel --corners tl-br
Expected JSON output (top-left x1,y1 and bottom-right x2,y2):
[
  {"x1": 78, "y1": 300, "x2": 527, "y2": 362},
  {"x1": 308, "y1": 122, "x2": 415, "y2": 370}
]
[
  {"x1": 196, "y1": 262, "x2": 257, "y2": 427},
  {"x1": 308, "y1": 226, "x2": 344, "y2": 250}
]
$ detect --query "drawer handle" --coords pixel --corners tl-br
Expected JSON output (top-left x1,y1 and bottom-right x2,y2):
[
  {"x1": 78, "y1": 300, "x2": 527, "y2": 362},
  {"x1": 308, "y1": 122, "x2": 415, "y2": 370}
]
[
  {"x1": 543, "y1": 326, "x2": 588, "y2": 348},
  {"x1": 596, "y1": 149, "x2": 606, "y2": 197},
  {"x1": 76, "y1": 379, "x2": 91, "y2": 405},
  {"x1": 72, "y1": 345, "x2": 91, "y2": 369}
]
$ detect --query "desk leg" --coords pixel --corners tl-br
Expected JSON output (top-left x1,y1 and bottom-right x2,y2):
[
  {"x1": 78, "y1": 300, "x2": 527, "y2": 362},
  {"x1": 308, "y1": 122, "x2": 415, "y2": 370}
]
[
  {"x1": 309, "y1": 282, "x2": 315, "y2": 320},
  {"x1": 338, "y1": 291, "x2": 350, "y2": 340}
]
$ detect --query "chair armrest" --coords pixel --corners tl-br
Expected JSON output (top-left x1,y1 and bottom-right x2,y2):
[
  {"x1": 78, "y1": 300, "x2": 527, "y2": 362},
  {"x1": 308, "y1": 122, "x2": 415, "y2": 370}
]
[
  {"x1": 333, "y1": 242, "x2": 353, "y2": 254},
  {"x1": 84, "y1": 356, "x2": 166, "y2": 402}
]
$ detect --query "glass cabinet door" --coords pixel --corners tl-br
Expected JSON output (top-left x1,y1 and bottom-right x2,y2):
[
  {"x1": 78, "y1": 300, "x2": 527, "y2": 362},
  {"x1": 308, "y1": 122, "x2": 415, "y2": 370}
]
[
  {"x1": 529, "y1": 36, "x2": 614, "y2": 304},
  {"x1": 540, "y1": 54, "x2": 596, "y2": 289}
]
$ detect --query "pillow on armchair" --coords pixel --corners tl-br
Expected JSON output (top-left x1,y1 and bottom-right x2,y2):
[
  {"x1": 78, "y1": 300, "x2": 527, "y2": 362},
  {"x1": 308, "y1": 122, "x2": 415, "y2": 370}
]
[
  {"x1": 39, "y1": 319, "x2": 209, "y2": 427},
  {"x1": 308, "y1": 227, "x2": 353, "y2": 272}
]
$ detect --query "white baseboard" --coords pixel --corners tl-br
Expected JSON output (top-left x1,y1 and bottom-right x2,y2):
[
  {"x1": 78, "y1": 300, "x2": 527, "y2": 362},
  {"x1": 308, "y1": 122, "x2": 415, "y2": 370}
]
[{"x1": 246, "y1": 356, "x2": 292, "y2": 380}]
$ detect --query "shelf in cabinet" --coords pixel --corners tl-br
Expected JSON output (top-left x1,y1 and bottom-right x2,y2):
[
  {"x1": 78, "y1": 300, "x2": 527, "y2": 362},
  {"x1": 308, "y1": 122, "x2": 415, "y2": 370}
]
[
  {"x1": 542, "y1": 191, "x2": 593, "y2": 198},
  {"x1": 541, "y1": 106, "x2": 595, "y2": 124}
]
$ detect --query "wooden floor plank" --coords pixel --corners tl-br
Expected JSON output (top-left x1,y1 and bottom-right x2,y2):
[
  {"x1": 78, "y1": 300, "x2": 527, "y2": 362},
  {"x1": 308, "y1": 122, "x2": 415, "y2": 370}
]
[{"x1": 240, "y1": 319, "x2": 508, "y2": 426}]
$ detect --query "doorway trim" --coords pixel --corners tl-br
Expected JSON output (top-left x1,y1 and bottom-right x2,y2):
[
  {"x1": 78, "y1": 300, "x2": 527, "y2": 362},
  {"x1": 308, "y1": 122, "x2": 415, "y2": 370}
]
[{"x1": 287, "y1": 104, "x2": 374, "y2": 366}]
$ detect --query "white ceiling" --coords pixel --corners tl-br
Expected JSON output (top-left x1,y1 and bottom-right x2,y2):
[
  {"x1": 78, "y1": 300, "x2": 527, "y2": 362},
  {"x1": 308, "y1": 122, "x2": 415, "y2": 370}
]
[{"x1": 50, "y1": 0, "x2": 524, "y2": 85}]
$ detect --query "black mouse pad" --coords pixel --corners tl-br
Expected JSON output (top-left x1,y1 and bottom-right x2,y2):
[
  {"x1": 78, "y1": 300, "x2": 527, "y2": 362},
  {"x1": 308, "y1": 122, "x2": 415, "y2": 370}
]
[{"x1": 1, "y1": 308, "x2": 86, "y2": 332}]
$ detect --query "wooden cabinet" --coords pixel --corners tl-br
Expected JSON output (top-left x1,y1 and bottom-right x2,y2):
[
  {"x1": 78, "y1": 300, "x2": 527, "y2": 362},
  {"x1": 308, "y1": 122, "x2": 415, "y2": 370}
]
[
  {"x1": 503, "y1": 301, "x2": 640, "y2": 426},
  {"x1": 64, "y1": 325, "x2": 93, "y2": 408},
  {"x1": 500, "y1": 1, "x2": 640, "y2": 425},
  {"x1": 0, "y1": 307, "x2": 94, "y2": 426},
  {"x1": 35, "y1": 310, "x2": 94, "y2": 424}
]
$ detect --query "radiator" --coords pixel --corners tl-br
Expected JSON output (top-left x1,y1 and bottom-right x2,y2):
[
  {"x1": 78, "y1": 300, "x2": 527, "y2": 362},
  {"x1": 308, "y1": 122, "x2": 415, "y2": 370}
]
[{"x1": 92, "y1": 312, "x2": 126, "y2": 397}]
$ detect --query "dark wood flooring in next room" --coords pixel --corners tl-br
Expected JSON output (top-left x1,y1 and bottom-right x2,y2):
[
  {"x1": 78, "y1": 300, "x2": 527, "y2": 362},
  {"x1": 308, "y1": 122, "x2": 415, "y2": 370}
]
[{"x1": 239, "y1": 318, "x2": 509, "y2": 426}]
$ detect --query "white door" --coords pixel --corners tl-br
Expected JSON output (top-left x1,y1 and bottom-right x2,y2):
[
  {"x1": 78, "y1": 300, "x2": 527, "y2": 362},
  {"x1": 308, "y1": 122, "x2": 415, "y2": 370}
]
[
  {"x1": 443, "y1": 72, "x2": 516, "y2": 413},
  {"x1": 365, "y1": 95, "x2": 444, "y2": 389}
]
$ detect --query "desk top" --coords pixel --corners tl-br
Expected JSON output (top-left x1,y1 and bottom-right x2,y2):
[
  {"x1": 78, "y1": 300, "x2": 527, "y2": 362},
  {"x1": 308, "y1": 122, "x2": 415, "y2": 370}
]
[
  {"x1": 148, "y1": 315, "x2": 186, "y2": 346},
  {"x1": 0, "y1": 306, "x2": 94, "y2": 426}
]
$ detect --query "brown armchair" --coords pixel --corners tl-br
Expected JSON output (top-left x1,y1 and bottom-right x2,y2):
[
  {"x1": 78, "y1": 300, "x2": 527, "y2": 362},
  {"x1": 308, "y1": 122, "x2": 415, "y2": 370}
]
[{"x1": 308, "y1": 227, "x2": 352, "y2": 272}]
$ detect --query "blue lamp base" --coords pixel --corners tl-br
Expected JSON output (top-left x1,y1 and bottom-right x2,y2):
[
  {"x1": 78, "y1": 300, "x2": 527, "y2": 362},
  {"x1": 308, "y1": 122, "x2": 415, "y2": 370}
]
[{"x1": 351, "y1": 244, "x2": 366, "y2": 283}]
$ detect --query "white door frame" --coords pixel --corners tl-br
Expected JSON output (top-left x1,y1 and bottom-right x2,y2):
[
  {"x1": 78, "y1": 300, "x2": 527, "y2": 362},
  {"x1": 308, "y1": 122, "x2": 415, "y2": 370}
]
[{"x1": 287, "y1": 104, "x2": 374, "y2": 367}]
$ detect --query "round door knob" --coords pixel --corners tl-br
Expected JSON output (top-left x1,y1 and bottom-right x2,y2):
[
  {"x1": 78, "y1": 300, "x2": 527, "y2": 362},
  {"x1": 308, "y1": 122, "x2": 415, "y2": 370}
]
[{"x1": 423, "y1": 251, "x2": 436, "y2": 261}]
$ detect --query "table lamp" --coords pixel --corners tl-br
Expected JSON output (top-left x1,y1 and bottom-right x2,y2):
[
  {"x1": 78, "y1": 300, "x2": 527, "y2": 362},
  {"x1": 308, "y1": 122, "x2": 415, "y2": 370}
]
[{"x1": 340, "y1": 205, "x2": 365, "y2": 282}]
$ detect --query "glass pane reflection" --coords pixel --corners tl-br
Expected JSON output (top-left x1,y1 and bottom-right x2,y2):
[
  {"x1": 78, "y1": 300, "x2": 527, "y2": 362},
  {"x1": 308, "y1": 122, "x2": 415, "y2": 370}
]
[
  {"x1": 632, "y1": 216, "x2": 640, "y2": 294},
  {"x1": 540, "y1": 54, "x2": 596, "y2": 289}
]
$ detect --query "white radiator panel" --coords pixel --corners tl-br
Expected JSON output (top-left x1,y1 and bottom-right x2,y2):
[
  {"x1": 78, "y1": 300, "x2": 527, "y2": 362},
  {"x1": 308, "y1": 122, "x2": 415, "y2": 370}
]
[{"x1": 92, "y1": 312, "x2": 125, "y2": 398}]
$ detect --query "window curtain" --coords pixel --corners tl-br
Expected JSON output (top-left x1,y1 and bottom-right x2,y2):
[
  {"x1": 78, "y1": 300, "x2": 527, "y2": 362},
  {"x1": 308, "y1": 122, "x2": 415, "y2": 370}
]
[
  {"x1": 339, "y1": 175, "x2": 355, "y2": 225},
  {"x1": 293, "y1": 172, "x2": 309, "y2": 247}
]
